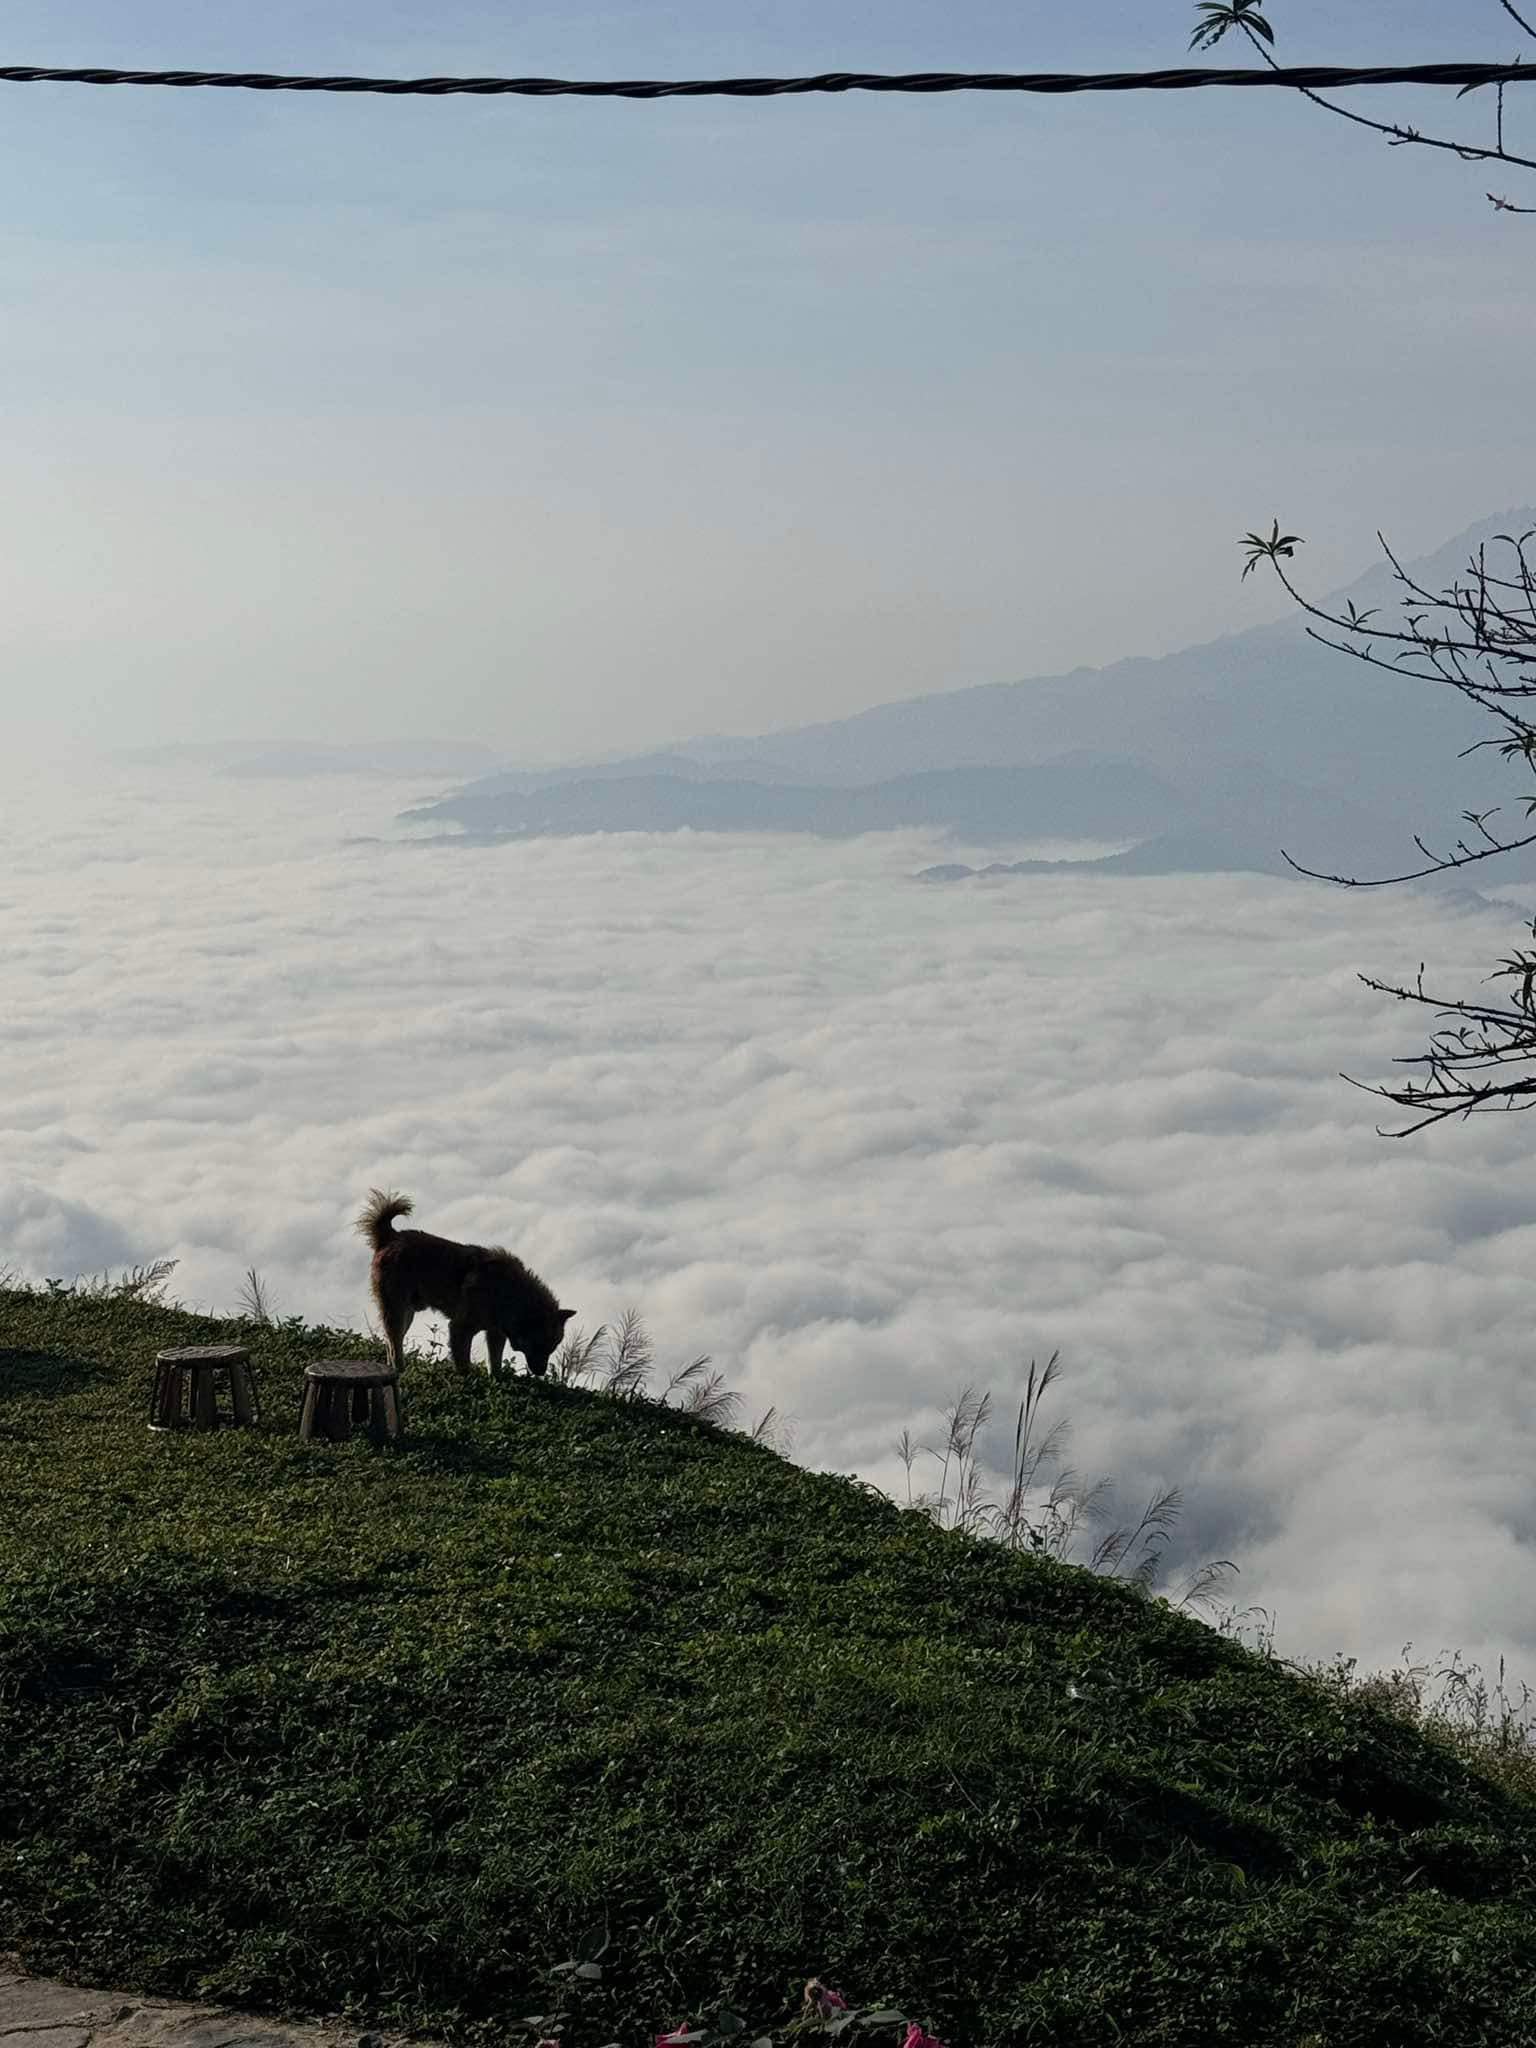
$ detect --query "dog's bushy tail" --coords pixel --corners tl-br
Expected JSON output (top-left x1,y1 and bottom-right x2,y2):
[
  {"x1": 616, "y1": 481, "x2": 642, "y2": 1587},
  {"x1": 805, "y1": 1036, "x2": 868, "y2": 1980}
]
[{"x1": 357, "y1": 1188, "x2": 413, "y2": 1248}]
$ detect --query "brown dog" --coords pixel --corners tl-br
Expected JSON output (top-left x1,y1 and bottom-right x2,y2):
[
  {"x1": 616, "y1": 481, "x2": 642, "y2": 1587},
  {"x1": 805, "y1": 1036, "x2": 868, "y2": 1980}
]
[{"x1": 357, "y1": 1189, "x2": 574, "y2": 1379}]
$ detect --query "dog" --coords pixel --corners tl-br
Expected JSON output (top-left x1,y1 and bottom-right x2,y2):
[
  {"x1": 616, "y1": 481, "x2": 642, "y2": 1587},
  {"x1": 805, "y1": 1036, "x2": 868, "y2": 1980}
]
[{"x1": 357, "y1": 1188, "x2": 574, "y2": 1379}]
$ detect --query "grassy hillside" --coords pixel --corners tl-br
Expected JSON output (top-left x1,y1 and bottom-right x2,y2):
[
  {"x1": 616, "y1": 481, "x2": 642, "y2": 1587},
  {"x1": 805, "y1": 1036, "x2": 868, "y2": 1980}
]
[{"x1": 4, "y1": 1287, "x2": 1536, "y2": 2046}]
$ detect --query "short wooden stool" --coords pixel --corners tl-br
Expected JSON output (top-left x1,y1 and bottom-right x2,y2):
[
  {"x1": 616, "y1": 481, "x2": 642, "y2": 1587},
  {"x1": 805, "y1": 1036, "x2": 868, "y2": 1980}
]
[
  {"x1": 149, "y1": 1344, "x2": 260, "y2": 1432},
  {"x1": 300, "y1": 1360, "x2": 402, "y2": 1445}
]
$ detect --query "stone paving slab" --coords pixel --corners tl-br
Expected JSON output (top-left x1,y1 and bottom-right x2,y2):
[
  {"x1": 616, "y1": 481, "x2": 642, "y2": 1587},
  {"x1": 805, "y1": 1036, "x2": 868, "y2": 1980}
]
[{"x1": 0, "y1": 1964, "x2": 431, "y2": 2048}]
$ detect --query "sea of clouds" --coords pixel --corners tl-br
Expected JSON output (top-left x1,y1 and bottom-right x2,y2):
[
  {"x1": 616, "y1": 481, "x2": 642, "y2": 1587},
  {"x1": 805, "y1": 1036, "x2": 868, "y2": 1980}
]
[{"x1": 6, "y1": 755, "x2": 1536, "y2": 1685}]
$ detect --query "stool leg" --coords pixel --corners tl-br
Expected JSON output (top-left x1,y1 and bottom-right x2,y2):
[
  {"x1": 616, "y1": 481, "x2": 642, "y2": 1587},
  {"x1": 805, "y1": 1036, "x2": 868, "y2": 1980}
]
[
  {"x1": 383, "y1": 1383, "x2": 402, "y2": 1440},
  {"x1": 193, "y1": 1368, "x2": 217, "y2": 1431},
  {"x1": 326, "y1": 1384, "x2": 352, "y2": 1443},
  {"x1": 367, "y1": 1385, "x2": 389, "y2": 1446},
  {"x1": 230, "y1": 1364, "x2": 254, "y2": 1426},
  {"x1": 299, "y1": 1380, "x2": 320, "y2": 1440}
]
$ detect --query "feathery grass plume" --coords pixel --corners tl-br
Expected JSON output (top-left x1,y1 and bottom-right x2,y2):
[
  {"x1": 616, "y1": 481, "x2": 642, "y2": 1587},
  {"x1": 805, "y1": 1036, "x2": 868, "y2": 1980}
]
[
  {"x1": 663, "y1": 1351, "x2": 713, "y2": 1400},
  {"x1": 748, "y1": 1404, "x2": 788, "y2": 1452},
  {"x1": 550, "y1": 1320, "x2": 609, "y2": 1384},
  {"x1": 1176, "y1": 1555, "x2": 1243, "y2": 1612},
  {"x1": 992, "y1": 1351, "x2": 1079, "y2": 1551},
  {"x1": 914, "y1": 1383, "x2": 994, "y2": 1535},
  {"x1": 599, "y1": 1307, "x2": 654, "y2": 1398},
  {"x1": 45, "y1": 1258, "x2": 180, "y2": 1306},
  {"x1": 1091, "y1": 1485, "x2": 1184, "y2": 1586},
  {"x1": 115, "y1": 1259, "x2": 179, "y2": 1304},
  {"x1": 676, "y1": 1368, "x2": 740, "y2": 1430},
  {"x1": 665, "y1": 1351, "x2": 741, "y2": 1427},
  {"x1": 236, "y1": 1266, "x2": 274, "y2": 1325}
]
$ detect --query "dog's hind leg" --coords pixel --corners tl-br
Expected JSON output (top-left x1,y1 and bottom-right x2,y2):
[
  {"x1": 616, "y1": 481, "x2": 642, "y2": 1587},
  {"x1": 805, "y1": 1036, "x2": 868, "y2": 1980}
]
[
  {"x1": 447, "y1": 1318, "x2": 475, "y2": 1375},
  {"x1": 379, "y1": 1303, "x2": 413, "y2": 1374}
]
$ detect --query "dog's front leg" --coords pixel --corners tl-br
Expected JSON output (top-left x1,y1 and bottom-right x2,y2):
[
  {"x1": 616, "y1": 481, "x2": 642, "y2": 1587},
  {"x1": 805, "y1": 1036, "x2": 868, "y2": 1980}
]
[
  {"x1": 447, "y1": 1319, "x2": 475, "y2": 1375},
  {"x1": 485, "y1": 1328, "x2": 507, "y2": 1379}
]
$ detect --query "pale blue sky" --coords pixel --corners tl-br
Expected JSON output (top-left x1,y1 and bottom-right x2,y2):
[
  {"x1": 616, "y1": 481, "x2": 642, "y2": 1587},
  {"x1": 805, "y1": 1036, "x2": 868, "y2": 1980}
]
[{"x1": 0, "y1": 1, "x2": 1531, "y2": 760}]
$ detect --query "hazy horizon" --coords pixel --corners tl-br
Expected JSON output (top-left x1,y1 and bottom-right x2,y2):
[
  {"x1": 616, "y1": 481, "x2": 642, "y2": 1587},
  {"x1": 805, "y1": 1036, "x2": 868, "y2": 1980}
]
[{"x1": 62, "y1": 500, "x2": 1536, "y2": 787}]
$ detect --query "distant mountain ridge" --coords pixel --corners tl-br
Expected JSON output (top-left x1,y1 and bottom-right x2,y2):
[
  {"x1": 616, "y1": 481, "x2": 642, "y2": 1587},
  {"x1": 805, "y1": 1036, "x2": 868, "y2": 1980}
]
[
  {"x1": 407, "y1": 511, "x2": 1536, "y2": 884},
  {"x1": 405, "y1": 759, "x2": 1194, "y2": 845},
  {"x1": 656, "y1": 511, "x2": 1536, "y2": 809}
]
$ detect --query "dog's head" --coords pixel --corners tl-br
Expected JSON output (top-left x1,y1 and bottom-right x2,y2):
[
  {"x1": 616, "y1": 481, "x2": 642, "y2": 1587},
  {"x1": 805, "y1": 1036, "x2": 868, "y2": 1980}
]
[{"x1": 514, "y1": 1299, "x2": 576, "y2": 1380}]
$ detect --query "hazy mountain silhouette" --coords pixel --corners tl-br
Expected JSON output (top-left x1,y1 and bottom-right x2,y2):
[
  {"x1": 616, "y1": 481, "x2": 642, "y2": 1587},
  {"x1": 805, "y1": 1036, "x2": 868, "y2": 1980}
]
[
  {"x1": 655, "y1": 512, "x2": 1535, "y2": 821},
  {"x1": 410, "y1": 512, "x2": 1536, "y2": 883},
  {"x1": 406, "y1": 760, "x2": 1194, "y2": 843}
]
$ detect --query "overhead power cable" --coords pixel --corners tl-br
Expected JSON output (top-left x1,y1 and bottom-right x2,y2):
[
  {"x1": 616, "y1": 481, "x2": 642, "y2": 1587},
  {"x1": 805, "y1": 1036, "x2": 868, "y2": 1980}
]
[{"x1": 0, "y1": 61, "x2": 1531, "y2": 101}]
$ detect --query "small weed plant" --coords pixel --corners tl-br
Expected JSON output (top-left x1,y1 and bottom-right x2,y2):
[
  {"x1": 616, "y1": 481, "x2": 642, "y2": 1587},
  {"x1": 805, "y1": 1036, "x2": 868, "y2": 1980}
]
[{"x1": 1307, "y1": 1645, "x2": 1536, "y2": 1806}]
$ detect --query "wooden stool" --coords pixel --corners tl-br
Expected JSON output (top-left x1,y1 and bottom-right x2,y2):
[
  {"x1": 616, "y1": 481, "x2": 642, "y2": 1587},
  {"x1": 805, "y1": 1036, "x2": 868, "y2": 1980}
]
[
  {"x1": 300, "y1": 1360, "x2": 402, "y2": 1445},
  {"x1": 149, "y1": 1344, "x2": 260, "y2": 1432}
]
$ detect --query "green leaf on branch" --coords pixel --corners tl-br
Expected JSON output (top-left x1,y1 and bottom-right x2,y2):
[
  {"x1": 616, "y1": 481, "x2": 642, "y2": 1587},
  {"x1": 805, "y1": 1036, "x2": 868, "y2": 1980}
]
[
  {"x1": 1240, "y1": 519, "x2": 1305, "y2": 579},
  {"x1": 1190, "y1": 2, "x2": 1277, "y2": 50}
]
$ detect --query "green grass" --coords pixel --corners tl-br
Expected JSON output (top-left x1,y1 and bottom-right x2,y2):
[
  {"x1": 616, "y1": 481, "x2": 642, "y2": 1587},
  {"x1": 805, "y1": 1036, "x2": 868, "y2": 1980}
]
[{"x1": 4, "y1": 1287, "x2": 1536, "y2": 2045}]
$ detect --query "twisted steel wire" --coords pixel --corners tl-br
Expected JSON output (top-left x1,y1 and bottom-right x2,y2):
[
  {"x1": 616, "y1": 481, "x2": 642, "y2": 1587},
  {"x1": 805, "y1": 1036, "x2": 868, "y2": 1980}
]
[{"x1": 0, "y1": 61, "x2": 1530, "y2": 100}]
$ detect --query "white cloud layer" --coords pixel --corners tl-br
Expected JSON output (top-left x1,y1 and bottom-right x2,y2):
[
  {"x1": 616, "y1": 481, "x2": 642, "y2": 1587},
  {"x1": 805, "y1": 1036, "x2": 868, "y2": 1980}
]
[{"x1": 6, "y1": 758, "x2": 1536, "y2": 1685}]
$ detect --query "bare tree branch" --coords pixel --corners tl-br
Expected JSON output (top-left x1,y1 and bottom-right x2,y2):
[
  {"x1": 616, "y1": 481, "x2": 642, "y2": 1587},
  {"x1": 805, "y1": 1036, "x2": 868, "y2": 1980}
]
[
  {"x1": 1195, "y1": 3, "x2": 1536, "y2": 200},
  {"x1": 1242, "y1": 518, "x2": 1536, "y2": 1133}
]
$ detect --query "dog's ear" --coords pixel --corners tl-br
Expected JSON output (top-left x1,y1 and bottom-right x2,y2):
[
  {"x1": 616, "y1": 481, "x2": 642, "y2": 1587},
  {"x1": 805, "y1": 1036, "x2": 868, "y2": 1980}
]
[{"x1": 558, "y1": 1306, "x2": 576, "y2": 1325}]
